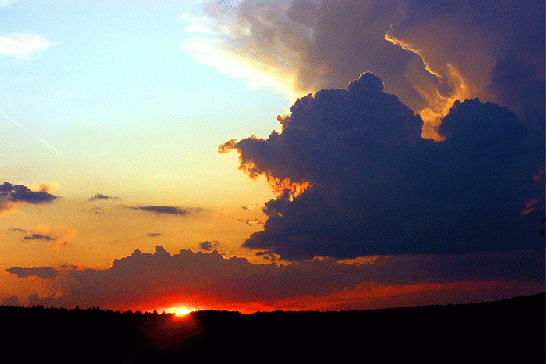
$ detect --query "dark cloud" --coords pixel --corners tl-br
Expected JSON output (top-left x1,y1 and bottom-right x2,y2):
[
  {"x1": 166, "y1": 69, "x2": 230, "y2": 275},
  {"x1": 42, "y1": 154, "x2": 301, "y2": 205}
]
[
  {"x1": 388, "y1": 0, "x2": 545, "y2": 137},
  {"x1": 0, "y1": 182, "x2": 57, "y2": 204},
  {"x1": 23, "y1": 234, "x2": 54, "y2": 241},
  {"x1": 126, "y1": 206, "x2": 188, "y2": 215},
  {"x1": 489, "y1": 57, "x2": 545, "y2": 129},
  {"x1": 88, "y1": 193, "x2": 119, "y2": 201},
  {"x1": 388, "y1": 0, "x2": 544, "y2": 95},
  {"x1": 147, "y1": 233, "x2": 161, "y2": 238},
  {"x1": 222, "y1": 74, "x2": 542, "y2": 260},
  {"x1": 6, "y1": 267, "x2": 58, "y2": 279},
  {"x1": 10, "y1": 226, "x2": 77, "y2": 249},
  {"x1": 488, "y1": 56, "x2": 545, "y2": 186},
  {"x1": 20, "y1": 247, "x2": 544, "y2": 311},
  {"x1": 198, "y1": 240, "x2": 219, "y2": 251},
  {"x1": 195, "y1": 0, "x2": 543, "y2": 140}
]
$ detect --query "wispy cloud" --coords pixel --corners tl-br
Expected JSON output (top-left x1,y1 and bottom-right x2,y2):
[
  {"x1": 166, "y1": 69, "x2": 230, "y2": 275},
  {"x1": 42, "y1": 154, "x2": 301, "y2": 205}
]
[
  {"x1": 23, "y1": 233, "x2": 54, "y2": 241},
  {"x1": 13, "y1": 224, "x2": 77, "y2": 250},
  {"x1": 88, "y1": 193, "x2": 119, "y2": 201},
  {"x1": 0, "y1": 34, "x2": 52, "y2": 59},
  {"x1": 6, "y1": 267, "x2": 58, "y2": 279},
  {"x1": 0, "y1": 0, "x2": 22, "y2": 7},
  {"x1": 126, "y1": 206, "x2": 189, "y2": 215}
]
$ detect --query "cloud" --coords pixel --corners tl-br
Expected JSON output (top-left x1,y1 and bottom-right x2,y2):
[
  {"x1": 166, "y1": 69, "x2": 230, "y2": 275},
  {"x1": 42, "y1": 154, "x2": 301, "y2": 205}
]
[
  {"x1": 198, "y1": 240, "x2": 219, "y2": 251},
  {"x1": 52, "y1": 228, "x2": 78, "y2": 250},
  {"x1": 241, "y1": 202, "x2": 260, "y2": 210},
  {"x1": 23, "y1": 233, "x2": 54, "y2": 241},
  {"x1": 0, "y1": 199, "x2": 17, "y2": 217},
  {"x1": 88, "y1": 193, "x2": 119, "y2": 201},
  {"x1": 0, "y1": 1, "x2": 23, "y2": 7},
  {"x1": 17, "y1": 247, "x2": 544, "y2": 311},
  {"x1": 147, "y1": 233, "x2": 161, "y2": 238},
  {"x1": 0, "y1": 34, "x2": 51, "y2": 59},
  {"x1": 14, "y1": 224, "x2": 77, "y2": 250},
  {"x1": 0, "y1": 182, "x2": 57, "y2": 204},
  {"x1": 126, "y1": 206, "x2": 189, "y2": 215},
  {"x1": 221, "y1": 74, "x2": 542, "y2": 260},
  {"x1": 6, "y1": 267, "x2": 58, "y2": 279},
  {"x1": 255, "y1": 250, "x2": 277, "y2": 263},
  {"x1": 386, "y1": 0, "x2": 545, "y2": 137},
  {"x1": 189, "y1": 0, "x2": 544, "y2": 140}
]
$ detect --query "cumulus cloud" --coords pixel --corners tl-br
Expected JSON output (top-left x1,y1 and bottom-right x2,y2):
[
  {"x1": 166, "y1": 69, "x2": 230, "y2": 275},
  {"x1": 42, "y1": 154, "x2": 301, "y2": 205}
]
[
  {"x1": 126, "y1": 206, "x2": 189, "y2": 215},
  {"x1": 0, "y1": 34, "x2": 51, "y2": 59},
  {"x1": 6, "y1": 267, "x2": 58, "y2": 279},
  {"x1": 17, "y1": 247, "x2": 544, "y2": 311},
  {"x1": 221, "y1": 73, "x2": 542, "y2": 260},
  {"x1": 0, "y1": 182, "x2": 57, "y2": 204}
]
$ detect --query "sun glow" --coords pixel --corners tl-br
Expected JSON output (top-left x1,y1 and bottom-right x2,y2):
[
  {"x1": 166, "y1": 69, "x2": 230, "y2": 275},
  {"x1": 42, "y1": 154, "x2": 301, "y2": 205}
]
[{"x1": 174, "y1": 307, "x2": 194, "y2": 316}]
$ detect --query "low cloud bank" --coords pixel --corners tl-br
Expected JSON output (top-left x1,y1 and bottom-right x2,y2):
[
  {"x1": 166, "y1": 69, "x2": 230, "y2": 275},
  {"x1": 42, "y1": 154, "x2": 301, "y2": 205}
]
[{"x1": 9, "y1": 247, "x2": 544, "y2": 311}]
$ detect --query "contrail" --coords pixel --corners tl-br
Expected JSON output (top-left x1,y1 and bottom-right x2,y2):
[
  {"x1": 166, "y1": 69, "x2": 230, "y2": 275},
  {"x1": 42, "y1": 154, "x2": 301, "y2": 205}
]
[{"x1": 0, "y1": 109, "x2": 63, "y2": 156}]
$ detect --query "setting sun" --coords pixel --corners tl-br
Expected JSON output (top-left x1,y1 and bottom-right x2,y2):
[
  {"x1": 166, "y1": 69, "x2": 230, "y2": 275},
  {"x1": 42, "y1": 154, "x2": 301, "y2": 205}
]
[{"x1": 174, "y1": 308, "x2": 194, "y2": 316}]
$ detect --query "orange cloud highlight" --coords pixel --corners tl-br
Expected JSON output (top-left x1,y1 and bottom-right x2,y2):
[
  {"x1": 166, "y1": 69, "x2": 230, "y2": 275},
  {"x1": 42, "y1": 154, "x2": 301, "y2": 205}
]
[{"x1": 0, "y1": 199, "x2": 18, "y2": 217}]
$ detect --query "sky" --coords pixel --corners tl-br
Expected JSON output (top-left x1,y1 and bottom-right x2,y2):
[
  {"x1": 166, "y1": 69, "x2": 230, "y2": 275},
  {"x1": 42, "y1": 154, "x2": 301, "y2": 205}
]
[{"x1": 0, "y1": 0, "x2": 544, "y2": 313}]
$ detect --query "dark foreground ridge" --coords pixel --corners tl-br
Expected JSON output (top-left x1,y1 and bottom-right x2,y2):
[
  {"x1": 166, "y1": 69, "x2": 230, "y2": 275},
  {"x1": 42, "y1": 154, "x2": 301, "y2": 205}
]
[{"x1": 2, "y1": 293, "x2": 544, "y2": 363}]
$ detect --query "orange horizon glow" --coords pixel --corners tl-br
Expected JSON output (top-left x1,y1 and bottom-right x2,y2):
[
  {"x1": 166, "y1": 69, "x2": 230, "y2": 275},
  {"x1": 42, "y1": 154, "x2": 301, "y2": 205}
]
[{"x1": 118, "y1": 279, "x2": 545, "y2": 315}]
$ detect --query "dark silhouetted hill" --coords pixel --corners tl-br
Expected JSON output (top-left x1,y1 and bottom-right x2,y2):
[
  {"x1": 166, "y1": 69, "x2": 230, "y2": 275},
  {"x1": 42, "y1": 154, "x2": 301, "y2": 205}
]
[{"x1": 1, "y1": 293, "x2": 543, "y2": 363}]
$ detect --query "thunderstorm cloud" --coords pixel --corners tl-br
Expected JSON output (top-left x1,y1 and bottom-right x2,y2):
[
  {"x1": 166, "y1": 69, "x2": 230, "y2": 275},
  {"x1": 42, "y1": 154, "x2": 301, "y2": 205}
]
[{"x1": 222, "y1": 73, "x2": 543, "y2": 260}]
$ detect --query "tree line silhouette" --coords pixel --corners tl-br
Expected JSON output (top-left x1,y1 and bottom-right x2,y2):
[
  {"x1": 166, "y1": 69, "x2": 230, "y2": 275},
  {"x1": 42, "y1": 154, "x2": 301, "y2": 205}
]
[{"x1": 1, "y1": 293, "x2": 543, "y2": 363}]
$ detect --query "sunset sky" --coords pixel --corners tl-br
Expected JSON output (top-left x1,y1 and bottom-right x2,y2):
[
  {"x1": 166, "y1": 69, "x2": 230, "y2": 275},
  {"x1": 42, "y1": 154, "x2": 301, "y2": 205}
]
[{"x1": 0, "y1": 0, "x2": 544, "y2": 313}]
